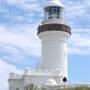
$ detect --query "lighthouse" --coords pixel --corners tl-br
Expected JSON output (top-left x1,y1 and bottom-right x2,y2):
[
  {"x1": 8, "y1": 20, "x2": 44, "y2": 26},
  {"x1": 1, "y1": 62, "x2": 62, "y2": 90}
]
[
  {"x1": 8, "y1": 1, "x2": 71, "y2": 90},
  {"x1": 37, "y1": 0, "x2": 71, "y2": 82}
]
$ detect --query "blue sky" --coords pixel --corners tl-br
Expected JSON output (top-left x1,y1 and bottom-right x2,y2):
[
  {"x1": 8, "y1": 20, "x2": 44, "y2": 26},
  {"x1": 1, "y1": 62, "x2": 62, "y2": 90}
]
[{"x1": 0, "y1": 0, "x2": 90, "y2": 90}]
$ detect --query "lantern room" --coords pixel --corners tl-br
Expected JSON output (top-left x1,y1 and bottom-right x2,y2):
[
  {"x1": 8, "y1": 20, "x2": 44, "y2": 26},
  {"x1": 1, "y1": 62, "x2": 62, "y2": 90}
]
[{"x1": 44, "y1": 0, "x2": 64, "y2": 20}]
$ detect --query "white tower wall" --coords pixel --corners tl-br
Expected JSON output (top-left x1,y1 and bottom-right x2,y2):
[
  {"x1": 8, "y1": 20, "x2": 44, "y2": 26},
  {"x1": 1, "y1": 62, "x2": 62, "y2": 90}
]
[{"x1": 38, "y1": 31, "x2": 70, "y2": 78}]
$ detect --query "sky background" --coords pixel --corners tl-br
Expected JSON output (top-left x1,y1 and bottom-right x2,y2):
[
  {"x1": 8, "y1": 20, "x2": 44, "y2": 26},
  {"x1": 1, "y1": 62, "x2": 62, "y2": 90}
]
[{"x1": 0, "y1": 0, "x2": 90, "y2": 90}]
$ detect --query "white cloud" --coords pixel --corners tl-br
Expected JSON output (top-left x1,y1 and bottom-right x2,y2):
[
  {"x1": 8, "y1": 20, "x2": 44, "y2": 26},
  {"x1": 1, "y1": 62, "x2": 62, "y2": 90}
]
[
  {"x1": 63, "y1": 0, "x2": 90, "y2": 24},
  {"x1": 0, "y1": 25, "x2": 41, "y2": 64},
  {"x1": 6, "y1": 0, "x2": 42, "y2": 12},
  {"x1": 0, "y1": 0, "x2": 42, "y2": 25},
  {"x1": 6, "y1": 0, "x2": 39, "y2": 6},
  {"x1": 71, "y1": 29, "x2": 90, "y2": 47},
  {"x1": 0, "y1": 25, "x2": 89, "y2": 63},
  {"x1": 68, "y1": 29, "x2": 90, "y2": 55},
  {"x1": 0, "y1": 59, "x2": 21, "y2": 90},
  {"x1": 6, "y1": 0, "x2": 24, "y2": 5},
  {"x1": 68, "y1": 47, "x2": 90, "y2": 55},
  {"x1": 84, "y1": 0, "x2": 90, "y2": 6},
  {"x1": 0, "y1": 25, "x2": 40, "y2": 90},
  {"x1": 65, "y1": 4, "x2": 86, "y2": 17},
  {"x1": 0, "y1": 25, "x2": 40, "y2": 49}
]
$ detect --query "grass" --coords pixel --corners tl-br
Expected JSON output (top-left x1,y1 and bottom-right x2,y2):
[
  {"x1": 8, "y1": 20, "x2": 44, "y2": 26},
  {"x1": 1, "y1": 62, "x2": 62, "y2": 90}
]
[
  {"x1": 57, "y1": 86, "x2": 90, "y2": 90},
  {"x1": 25, "y1": 84, "x2": 90, "y2": 90}
]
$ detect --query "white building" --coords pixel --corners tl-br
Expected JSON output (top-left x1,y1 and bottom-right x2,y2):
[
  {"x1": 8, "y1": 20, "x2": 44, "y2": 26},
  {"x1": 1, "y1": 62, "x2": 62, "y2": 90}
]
[
  {"x1": 8, "y1": 68, "x2": 64, "y2": 90},
  {"x1": 8, "y1": 0, "x2": 71, "y2": 90}
]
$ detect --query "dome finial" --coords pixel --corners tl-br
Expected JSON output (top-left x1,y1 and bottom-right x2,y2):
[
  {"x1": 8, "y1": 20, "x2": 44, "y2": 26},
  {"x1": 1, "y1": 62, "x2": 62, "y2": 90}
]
[
  {"x1": 45, "y1": 0, "x2": 64, "y2": 8},
  {"x1": 50, "y1": 0, "x2": 60, "y2": 3},
  {"x1": 51, "y1": 0, "x2": 60, "y2": 1}
]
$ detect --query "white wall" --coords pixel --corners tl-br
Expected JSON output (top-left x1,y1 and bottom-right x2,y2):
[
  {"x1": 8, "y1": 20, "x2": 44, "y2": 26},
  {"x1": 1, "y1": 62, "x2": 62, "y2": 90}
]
[
  {"x1": 38, "y1": 31, "x2": 70, "y2": 79},
  {"x1": 9, "y1": 79, "x2": 24, "y2": 90}
]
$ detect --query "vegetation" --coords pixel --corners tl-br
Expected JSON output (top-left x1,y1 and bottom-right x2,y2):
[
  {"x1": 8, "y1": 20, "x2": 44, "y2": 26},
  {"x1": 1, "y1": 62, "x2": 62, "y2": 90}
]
[
  {"x1": 25, "y1": 84, "x2": 90, "y2": 90},
  {"x1": 25, "y1": 84, "x2": 36, "y2": 90},
  {"x1": 57, "y1": 86, "x2": 90, "y2": 90}
]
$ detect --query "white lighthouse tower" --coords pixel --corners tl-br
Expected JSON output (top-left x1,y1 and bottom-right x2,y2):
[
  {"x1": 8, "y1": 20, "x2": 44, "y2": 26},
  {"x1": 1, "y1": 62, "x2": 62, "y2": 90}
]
[
  {"x1": 8, "y1": 1, "x2": 71, "y2": 90},
  {"x1": 37, "y1": 0, "x2": 71, "y2": 82}
]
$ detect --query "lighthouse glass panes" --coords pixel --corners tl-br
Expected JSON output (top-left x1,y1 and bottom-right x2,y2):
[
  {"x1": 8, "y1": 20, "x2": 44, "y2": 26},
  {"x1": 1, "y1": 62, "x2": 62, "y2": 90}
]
[{"x1": 45, "y1": 6, "x2": 62, "y2": 20}]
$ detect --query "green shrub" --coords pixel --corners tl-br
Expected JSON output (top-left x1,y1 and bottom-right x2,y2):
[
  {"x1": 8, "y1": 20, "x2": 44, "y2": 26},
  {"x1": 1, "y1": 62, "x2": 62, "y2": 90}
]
[{"x1": 58, "y1": 86, "x2": 90, "y2": 90}]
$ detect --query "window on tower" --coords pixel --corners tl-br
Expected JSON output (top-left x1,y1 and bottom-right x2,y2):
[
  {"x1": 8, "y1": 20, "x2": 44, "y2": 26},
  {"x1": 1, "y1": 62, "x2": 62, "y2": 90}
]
[{"x1": 44, "y1": 6, "x2": 62, "y2": 20}]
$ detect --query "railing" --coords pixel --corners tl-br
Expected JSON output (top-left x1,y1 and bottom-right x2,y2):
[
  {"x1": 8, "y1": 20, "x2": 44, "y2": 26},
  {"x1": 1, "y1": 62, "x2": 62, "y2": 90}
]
[
  {"x1": 9, "y1": 69, "x2": 63, "y2": 79},
  {"x1": 38, "y1": 24, "x2": 71, "y2": 35}
]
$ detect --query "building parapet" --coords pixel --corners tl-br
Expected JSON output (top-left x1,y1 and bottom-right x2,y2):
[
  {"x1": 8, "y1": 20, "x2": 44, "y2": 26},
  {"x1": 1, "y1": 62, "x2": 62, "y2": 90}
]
[
  {"x1": 9, "y1": 73, "x2": 22, "y2": 80},
  {"x1": 9, "y1": 69, "x2": 63, "y2": 79},
  {"x1": 24, "y1": 69, "x2": 63, "y2": 76}
]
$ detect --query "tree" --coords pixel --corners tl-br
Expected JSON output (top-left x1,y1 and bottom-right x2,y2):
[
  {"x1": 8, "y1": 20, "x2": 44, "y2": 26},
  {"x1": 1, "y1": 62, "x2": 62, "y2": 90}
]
[{"x1": 25, "y1": 83, "x2": 35, "y2": 90}]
